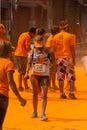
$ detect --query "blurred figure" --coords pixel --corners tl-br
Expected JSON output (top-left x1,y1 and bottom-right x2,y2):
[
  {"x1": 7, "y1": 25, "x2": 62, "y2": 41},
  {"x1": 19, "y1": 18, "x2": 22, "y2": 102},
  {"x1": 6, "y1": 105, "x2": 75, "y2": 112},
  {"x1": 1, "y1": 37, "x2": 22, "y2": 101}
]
[
  {"x1": 25, "y1": 35, "x2": 55, "y2": 121},
  {"x1": 15, "y1": 27, "x2": 36, "y2": 92},
  {"x1": 45, "y1": 25, "x2": 59, "y2": 91},
  {"x1": 0, "y1": 23, "x2": 15, "y2": 62},
  {"x1": 0, "y1": 23, "x2": 9, "y2": 42},
  {"x1": 0, "y1": 41, "x2": 26, "y2": 130},
  {"x1": 53, "y1": 20, "x2": 77, "y2": 99}
]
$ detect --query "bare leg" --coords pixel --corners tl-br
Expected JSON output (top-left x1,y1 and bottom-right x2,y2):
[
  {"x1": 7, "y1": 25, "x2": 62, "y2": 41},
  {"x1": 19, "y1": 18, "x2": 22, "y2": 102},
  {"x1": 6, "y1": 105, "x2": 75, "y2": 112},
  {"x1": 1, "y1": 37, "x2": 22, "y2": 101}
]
[
  {"x1": 51, "y1": 72, "x2": 58, "y2": 90},
  {"x1": 69, "y1": 81, "x2": 75, "y2": 92},
  {"x1": 31, "y1": 76, "x2": 39, "y2": 113},
  {"x1": 18, "y1": 73, "x2": 22, "y2": 87},
  {"x1": 59, "y1": 80, "x2": 67, "y2": 99},
  {"x1": 41, "y1": 85, "x2": 48, "y2": 115},
  {"x1": 59, "y1": 80, "x2": 64, "y2": 93},
  {"x1": 18, "y1": 73, "x2": 24, "y2": 91},
  {"x1": 68, "y1": 81, "x2": 77, "y2": 99}
]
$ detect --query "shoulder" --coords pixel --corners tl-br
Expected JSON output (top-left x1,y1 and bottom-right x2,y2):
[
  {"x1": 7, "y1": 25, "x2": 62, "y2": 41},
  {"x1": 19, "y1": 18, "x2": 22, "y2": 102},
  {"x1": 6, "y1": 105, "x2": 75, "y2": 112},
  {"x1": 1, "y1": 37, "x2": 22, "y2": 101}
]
[
  {"x1": 19, "y1": 32, "x2": 29, "y2": 38},
  {"x1": 18, "y1": 32, "x2": 31, "y2": 41},
  {"x1": 5, "y1": 59, "x2": 14, "y2": 66},
  {"x1": 1, "y1": 58, "x2": 14, "y2": 70}
]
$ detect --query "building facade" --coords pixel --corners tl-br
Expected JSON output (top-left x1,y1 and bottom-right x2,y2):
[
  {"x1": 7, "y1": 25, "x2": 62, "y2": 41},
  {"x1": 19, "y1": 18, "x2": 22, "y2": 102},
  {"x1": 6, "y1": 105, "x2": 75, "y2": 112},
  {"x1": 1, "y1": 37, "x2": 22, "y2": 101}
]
[{"x1": 1, "y1": 0, "x2": 87, "y2": 46}]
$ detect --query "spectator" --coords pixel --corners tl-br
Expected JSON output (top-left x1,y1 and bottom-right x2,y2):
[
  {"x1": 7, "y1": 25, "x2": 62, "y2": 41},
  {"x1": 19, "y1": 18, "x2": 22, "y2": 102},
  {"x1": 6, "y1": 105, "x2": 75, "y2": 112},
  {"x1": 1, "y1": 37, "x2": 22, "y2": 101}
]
[
  {"x1": 0, "y1": 23, "x2": 9, "y2": 42},
  {"x1": 53, "y1": 20, "x2": 77, "y2": 99},
  {"x1": 45, "y1": 25, "x2": 59, "y2": 91},
  {"x1": 15, "y1": 27, "x2": 36, "y2": 92},
  {"x1": 0, "y1": 41, "x2": 26, "y2": 130}
]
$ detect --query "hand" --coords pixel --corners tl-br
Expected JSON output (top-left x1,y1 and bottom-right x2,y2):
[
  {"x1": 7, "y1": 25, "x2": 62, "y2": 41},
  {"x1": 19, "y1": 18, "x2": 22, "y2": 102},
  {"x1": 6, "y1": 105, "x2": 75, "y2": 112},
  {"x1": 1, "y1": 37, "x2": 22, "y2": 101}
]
[{"x1": 19, "y1": 97, "x2": 27, "y2": 106}]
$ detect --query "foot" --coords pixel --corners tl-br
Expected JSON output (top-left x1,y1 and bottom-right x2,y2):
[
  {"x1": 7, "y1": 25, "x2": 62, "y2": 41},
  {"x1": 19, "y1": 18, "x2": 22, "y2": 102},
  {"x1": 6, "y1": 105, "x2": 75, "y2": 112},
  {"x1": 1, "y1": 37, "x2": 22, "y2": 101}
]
[
  {"x1": 60, "y1": 93, "x2": 67, "y2": 99},
  {"x1": 18, "y1": 86, "x2": 24, "y2": 91},
  {"x1": 30, "y1": 112, "x2": 38, "y2": 118},
  {"x1": 40, "y1": 114, "x2": 48, "y2": 121},
  {"x1": 68, "y1": 93, "x2": 77, "y2": 99},
  {"x1": 25, "y1": 87, "x2": 32, "y2": 92}
]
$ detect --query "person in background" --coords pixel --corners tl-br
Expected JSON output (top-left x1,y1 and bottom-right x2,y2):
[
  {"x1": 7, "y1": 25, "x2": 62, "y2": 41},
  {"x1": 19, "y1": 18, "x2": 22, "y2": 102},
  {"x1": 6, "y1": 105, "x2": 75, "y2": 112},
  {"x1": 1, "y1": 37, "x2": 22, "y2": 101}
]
[
  {"x1": 45, "y1": 25, "x2": 59, "y2": 91},
  {"x1": 0, "y1": 41, "x2": 26, "y2": 130},
  {"x1": 0, "y1": 23, "x2": 15, "y2": 61},
  {"x1": 0, "y1": 23, "x2": 9, "y2": 42},
  {"x1": 15, "y1": 27, "x2": 36, "y2": 92},
  {"x1": 25, "y1": 35, "x2": 55, "y2": 121},
  {"x1": 53, "y1": 20, "x2": 77, "y2": 99}
]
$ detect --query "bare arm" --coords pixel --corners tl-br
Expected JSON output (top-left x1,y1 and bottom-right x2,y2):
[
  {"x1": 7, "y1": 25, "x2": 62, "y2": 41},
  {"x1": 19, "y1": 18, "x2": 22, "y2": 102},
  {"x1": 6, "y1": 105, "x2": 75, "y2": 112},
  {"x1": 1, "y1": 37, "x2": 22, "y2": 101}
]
[
  {"x1": 7, "y1": 71, "x2": 26, "y2": 106},
  {"x1": 25, "y1": 59, "x2": 31, "y2": 78},
  {"x1": 70, "y1": 45, "x2": 76, "y2": 65}
]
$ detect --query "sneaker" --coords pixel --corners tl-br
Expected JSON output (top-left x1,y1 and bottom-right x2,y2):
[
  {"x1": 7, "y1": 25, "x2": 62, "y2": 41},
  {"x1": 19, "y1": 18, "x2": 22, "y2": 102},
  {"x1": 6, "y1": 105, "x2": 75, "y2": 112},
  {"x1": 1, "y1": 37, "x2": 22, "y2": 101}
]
[
  {"x1": 69, "y1": 93, "x2": 77, "y2": 99},
  {"x1": 60, "y1": 93, "x2": 67, "y2": 99},
  {"x1": 18, "y1": 86, "x2": 24, "y2": 91},
  {"x1": 40, "y1": 114, "x2": 48, "y2": 121},
  {"x1": 25, "y1": 87, "x2": 32, "y2": 92},
  {"x1": 30, "y1": 112, "x2": 38, "y2": 118}
]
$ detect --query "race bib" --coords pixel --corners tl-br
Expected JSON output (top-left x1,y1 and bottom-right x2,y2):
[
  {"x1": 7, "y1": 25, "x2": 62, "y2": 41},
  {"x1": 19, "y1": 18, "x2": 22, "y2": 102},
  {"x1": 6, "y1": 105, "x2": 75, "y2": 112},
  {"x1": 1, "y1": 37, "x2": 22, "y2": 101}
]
[{"x1": 33, "y1": 64, "x2": 45, "y2": 73}]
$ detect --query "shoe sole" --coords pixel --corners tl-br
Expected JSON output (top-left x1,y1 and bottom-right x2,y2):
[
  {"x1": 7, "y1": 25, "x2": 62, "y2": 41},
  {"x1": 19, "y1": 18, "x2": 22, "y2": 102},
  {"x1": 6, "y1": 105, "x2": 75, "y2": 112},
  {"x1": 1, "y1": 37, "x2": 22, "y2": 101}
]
[
  {"x1": 69, "y1": 97, "x2": 77, "y2": 99},
  {"x1": 40, "y1": 117, "x2": 48, "y2": 121}
]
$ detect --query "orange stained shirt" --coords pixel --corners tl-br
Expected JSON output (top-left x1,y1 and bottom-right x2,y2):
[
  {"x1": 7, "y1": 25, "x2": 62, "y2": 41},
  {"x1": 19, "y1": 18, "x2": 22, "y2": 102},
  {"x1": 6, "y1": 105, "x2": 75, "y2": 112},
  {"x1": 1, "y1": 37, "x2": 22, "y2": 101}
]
[
  {"x1": 53, "y1": 31, "x2": 76, "y2": 59},
  {"x1": 45, "y1": 35, "x2": 54, "y2": 48},
  {"x1": 0, "y1": 58, "x2": 14, "y2": 97},
  {"x1": 15, "y1": 32, "x2": 31, "y2": 57}
]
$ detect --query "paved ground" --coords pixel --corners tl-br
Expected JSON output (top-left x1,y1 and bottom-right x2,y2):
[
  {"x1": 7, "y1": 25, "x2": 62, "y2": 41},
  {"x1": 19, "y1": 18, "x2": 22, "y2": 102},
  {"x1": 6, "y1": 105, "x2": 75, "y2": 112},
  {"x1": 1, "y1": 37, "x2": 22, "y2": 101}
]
[{"x1": 3, "y1": 45, "x2": 87, "y2": 130}]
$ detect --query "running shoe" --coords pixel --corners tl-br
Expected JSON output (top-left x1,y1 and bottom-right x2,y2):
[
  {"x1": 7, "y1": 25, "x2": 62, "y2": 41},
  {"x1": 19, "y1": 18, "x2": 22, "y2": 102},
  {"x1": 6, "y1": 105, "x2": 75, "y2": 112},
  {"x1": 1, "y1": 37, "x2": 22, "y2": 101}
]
[
  {"x1": 40, "y1": 114, "x2": 48, "y2": 121},
  {"x1": 68, "y1": 93, "x2": 77, "y2": 99},
  {"x1": 60, "y1": 93, "x2": 67, "y2": 99},
  {"x1": 30, "y1": 112, "x2": 38, "y2": 118},
  {"x1": 18, "y1": 86, "x2": 24, "y2": 91}
]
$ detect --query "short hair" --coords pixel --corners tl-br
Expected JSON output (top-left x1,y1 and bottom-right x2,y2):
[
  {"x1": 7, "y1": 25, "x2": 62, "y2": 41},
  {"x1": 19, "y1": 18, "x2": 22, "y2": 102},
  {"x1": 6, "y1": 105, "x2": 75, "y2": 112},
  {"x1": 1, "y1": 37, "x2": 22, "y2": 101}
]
[
  {"x1": 29, "y1": 27, "x2": 36, "y2": 34},
  {"x1": 59, "y1": 20, "x2": 69, "y2": 30},
  {"x1": 51, "y1": 25, "x2": 59, "y2": 35},
  {"x1": 0, "y1": 41, "x2": 12, "y2": 58},
  {"x1": 36, "y1": 28, "x2": 46, "y2": 35}
]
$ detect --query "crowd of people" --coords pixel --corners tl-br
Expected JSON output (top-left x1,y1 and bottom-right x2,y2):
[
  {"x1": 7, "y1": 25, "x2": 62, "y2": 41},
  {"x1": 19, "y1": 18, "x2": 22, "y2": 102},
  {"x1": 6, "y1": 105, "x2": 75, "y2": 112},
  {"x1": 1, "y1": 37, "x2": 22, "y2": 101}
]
[{"x1": 0, "y1": 20, "x2": 80, "y2": 129}]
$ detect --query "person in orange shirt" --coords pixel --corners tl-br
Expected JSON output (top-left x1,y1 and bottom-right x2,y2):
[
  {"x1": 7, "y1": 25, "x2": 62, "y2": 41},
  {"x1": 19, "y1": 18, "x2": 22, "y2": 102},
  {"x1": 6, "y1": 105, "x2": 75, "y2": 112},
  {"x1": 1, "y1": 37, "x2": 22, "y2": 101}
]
[
  {"x1": 53, "y1": 20, "x2": 76, "y2": 99},
  {"x1": 65, "y1": 34, "x2": 77, "y2": 92},
  {"x1": 45, "y1": 25, "x2": 59, "y2": 91},
  {"x1": 15, "y1": 27, "x2": 36, "y2": 92},
  {"x1": 0, "y1": 41, "x2": 26, "y2": 130}
]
